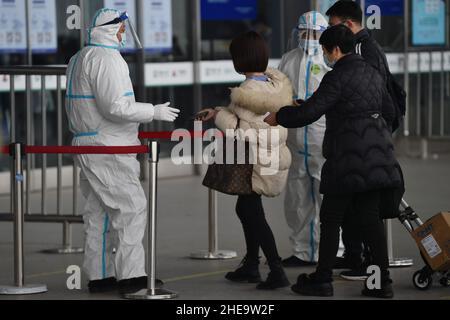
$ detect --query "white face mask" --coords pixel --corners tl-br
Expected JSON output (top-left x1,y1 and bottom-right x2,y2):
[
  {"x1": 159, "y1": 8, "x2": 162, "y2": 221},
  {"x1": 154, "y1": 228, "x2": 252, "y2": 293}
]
[
  {"x1": 120, "y1": 32, "x2": 126, "y2": 48},
  {"x1": 299, "y1": 39, "x2": 320, "y2": 52}
]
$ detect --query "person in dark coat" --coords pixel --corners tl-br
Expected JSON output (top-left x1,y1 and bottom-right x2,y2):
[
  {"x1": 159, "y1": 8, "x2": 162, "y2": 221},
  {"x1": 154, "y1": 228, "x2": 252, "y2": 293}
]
[
  {"x1": 265, "y1": 25, "x2": 402, "y2": 299},
  {"x1": 326, "y1": 0, "x2": 404, "y2": 280}
]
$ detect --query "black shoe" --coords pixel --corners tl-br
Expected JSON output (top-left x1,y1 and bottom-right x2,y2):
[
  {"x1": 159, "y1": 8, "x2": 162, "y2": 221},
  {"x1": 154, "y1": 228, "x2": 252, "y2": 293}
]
[
  {"x1": 362, "y1": 279, "x2": 394, "y2": 299},
  {"x1": 340, "y1": 268, "x2": 369, "y2": 281},
  {"x1": 333, "y1": 257, "x2": 348, "y2": 269},
  {"x1": 88, "y1": 277, "x2": 118, "y2": 293},
  {"x1": 256, "y1": 271, "x2": 290, "y2": 290},
  {"x1": 334, "y1": 253, "x2": 364, "y2": 269},
  {"x1": 225, "y1": 256, "x2": 261, "y2": 283},
  {"x1": 282, "y1": 256, "x2": 317, "y2": 268},
  {"x1": 256, "y1": 259, "x2": 290, "y2": 290},
  {"x1": 334, "y1": 256, "x2": 361, "y2": 269},
  {"x1": 291, "y1": 274, "x2": 334, "y2": 297},
  {"x1": 118, "y1": 276, "x2": 164, "y2": 295}
]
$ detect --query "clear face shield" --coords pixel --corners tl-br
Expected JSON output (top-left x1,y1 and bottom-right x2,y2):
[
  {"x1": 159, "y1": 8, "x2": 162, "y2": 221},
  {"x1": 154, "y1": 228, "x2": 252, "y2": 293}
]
[
  {"x1": 289, "y1": 27, "x2": 323, "y2": 54},
  {"x1": 100, "y1": 11, "x2": 143, "y2": 49}
]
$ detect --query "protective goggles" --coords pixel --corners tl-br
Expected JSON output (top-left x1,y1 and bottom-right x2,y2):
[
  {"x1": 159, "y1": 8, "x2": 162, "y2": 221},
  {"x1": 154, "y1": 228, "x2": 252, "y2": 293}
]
[{"x1": 99, "y1": 12, "x2": 143, "y2": 49}]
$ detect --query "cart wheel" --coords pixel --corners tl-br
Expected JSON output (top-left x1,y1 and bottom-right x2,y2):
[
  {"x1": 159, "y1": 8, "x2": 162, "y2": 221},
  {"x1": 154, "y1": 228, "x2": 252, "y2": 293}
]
[
  {"x1": 413, "y1": 270, "x2": 432, "y2": 290},
  {"x1": 439, "y1": 277, "x2": 450, "y2": 287}
]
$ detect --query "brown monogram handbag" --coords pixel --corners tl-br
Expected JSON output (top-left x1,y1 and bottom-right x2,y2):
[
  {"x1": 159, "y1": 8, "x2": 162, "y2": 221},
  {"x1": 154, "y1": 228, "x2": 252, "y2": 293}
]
[{"x1": 202, "y1": 120, "x2": 254, "y2": 196}]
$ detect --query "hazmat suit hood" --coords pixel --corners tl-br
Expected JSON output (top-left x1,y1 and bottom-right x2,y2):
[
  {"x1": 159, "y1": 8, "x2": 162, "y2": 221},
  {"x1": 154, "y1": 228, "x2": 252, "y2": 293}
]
[
  {"x1": 87, "y1": 8, "x2": 123, "y2": 49},
  {"x1": 281, "y1": 11, "x2": 331, "y2": 101},
  {"x1": 289, "y1": 11, "x2": 328, "y2": 55}
]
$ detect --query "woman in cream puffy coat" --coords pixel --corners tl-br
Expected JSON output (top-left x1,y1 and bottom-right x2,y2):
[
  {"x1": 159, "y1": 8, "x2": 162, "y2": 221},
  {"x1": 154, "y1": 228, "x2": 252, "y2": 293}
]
[
  {"x1": 214, "y1": 67, "x2": 293, "y2": 198},
  {"x1": 199, "y1": 31, "x2": 294, "y2": 290}
]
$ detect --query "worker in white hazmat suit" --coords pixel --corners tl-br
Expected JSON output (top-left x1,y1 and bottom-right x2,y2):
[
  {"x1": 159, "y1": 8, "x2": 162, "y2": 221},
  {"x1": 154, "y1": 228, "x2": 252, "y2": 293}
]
[
  {"x1": 65, "y1": 8, "x2": 180, "y2": 294},
  {"x1": 279, "y1": 11, "x2": 343, "y2": 267}
]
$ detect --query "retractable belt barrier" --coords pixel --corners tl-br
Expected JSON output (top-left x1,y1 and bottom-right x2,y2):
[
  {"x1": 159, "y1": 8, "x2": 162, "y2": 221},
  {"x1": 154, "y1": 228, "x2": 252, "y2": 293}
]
[
  {"x1": 0, "y1": 131, "x2": 237, "y2": 298},
  {"x1": 1, "y1": 145, "x2": 149, "y2": 155},
  {"x1": 0, "y1": 130, "x2": 237, "y2": 261},
  {"x1": 0, "y1": 141, "x2": 178, "y2": 299}
]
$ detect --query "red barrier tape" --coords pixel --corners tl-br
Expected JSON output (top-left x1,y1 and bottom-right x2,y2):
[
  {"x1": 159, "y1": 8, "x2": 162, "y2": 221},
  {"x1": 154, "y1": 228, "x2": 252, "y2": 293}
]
[
  {"x1": 0, "y1": 130, "x2": 225, "y2": 155},
  {"x1": 1, "y1": 145, "x2": 9, "y2": 155},
  {"x1": 24, "y1": 145, "x2": 149, "y2": 155},
  {"x1": 0, "y1": 145, "x2": 148, "y2": 155},
  {"x1": 138, "y1": 130, "x2": 212, "y2": 139}
]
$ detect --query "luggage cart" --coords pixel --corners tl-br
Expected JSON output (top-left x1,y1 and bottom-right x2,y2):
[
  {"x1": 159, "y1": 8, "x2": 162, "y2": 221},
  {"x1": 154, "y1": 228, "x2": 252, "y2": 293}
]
[{"x1": 399, "y1": 200, "x2": 450, "y2": 290}]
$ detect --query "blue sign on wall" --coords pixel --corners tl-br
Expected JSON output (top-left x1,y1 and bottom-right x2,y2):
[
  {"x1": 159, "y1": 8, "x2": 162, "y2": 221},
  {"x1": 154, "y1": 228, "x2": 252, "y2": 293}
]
[
  {"x1": 412, "y1": 0, "x2": 446, "y2": 46},
  {"x1": 364, "y1": 0, "x2": 404, "y2": 16},
  {"x1": 201, "y1": 0, "x2": 257, "y2": 21}
]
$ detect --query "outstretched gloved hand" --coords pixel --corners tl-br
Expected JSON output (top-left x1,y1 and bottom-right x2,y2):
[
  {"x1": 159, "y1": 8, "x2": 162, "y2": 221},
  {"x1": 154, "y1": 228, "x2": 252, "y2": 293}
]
[{"x1": 153, "y1": 102, "x2": 180, "y2": 122}]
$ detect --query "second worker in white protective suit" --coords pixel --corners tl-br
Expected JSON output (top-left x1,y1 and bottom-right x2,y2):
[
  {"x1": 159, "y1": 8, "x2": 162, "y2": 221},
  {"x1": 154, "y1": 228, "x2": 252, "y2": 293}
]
[
  {"x1": 65, "y1": 8, "x2": 180, "y2": 295},
  {"x1": 279, "y1": 11, "x2": 343, "y2": 267}
]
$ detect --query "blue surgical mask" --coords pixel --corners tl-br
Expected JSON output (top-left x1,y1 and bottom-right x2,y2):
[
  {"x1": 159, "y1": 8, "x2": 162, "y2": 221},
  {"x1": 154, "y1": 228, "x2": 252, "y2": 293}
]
[
  {"x1": 324, "y1": 53, "x2": 335, "y2": 68},
  {"x1": 299, "y1": 39, "x2": 320, "y2": 52}
]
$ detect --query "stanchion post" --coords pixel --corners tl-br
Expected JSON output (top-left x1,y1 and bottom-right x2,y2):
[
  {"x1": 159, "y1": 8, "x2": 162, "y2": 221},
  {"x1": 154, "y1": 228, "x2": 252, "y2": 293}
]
[
  {"x1": 124, "y1": 141, "x2": 178, "y2": 300},
  {"x1": 385, "y1": 219, "x2": 413, "y2": 268},
  {"x1": 190, "y1": 189, "x2": 237, "y2": 260},
  {"x1": 208, "y1": 189, "x2": 218, "y2": 255},
  {"x1": 0, "y1": 143, "x2": 47, "y2": 295}
]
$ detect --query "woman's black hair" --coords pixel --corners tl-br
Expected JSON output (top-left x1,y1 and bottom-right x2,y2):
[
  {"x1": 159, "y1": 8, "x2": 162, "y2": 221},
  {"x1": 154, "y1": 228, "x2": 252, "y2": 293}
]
[
  {"x1": 319, "y1": 24, "x2": 355, "y2": 54},
  {"x1": 229, "y1": 31, "x2": 269, "y2": 73}
]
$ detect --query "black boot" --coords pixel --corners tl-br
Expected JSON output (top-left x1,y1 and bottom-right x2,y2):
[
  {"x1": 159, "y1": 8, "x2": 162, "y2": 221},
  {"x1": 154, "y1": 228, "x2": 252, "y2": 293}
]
[
  {"x1": 291, "y1": 273, "x2": 334, "y2": 297},
  {"x1": 256, "y1": 259, "x2": 290, "y2": 290},
  {"x1": 225, "y1": 256, "x2": 262, "y2": 283},
  {"x1": 282, "y1": 256, "x2": 317, "y2": 267},
  {"x1": 88, "y1": 277, "x2": 117, "y2": 293},
  {"x1": 362, "y1": 278, "x2": 394, "y2": 299},
  {"x1": 118, "y1": 276, "x2": 164, "y2": 295}
]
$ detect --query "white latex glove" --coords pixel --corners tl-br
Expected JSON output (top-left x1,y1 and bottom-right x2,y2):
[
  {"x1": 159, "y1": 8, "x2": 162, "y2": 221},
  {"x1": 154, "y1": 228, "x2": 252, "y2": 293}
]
[{"x1": 153, "y1": 102, "x2": 180, "y2": 122}]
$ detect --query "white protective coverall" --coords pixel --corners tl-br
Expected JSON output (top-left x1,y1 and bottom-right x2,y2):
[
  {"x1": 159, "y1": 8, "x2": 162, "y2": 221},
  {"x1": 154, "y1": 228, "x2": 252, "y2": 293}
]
[
  {"x1": 279, "y1": 11, "x2": 332, "y2": 263},
  {"x1": 66, "y1": 8, "x2": 178, "y2": 281}
]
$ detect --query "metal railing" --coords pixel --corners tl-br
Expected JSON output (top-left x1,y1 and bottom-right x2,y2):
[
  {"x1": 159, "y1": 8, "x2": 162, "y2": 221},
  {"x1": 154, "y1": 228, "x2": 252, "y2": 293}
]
[
  {"x1": 0, "y1": 65, "x2": 83, "y2": 254},
  {"x1": 403, "y1": 50, "x2": 450, "y2": 159}
]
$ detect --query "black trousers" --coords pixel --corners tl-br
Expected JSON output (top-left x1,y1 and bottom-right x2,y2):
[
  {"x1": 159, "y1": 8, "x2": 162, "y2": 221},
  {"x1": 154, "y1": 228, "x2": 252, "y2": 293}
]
[
  {"x1": 315, "y1": 190, "x2": 390, "y2": 282},
  {"x1": 236, "y1": 193, "x2": 281, "y2": 264},
  {"x1": 342, "y1": 221, "x2": 372, "y2": 267}
]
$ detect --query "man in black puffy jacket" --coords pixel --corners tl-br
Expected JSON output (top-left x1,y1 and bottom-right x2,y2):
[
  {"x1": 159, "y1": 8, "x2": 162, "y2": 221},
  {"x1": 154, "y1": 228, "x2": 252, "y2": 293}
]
[
  {"x1": 326, "y1": 0, "x2": 403, "y2": 280},
  {"x1": 265, "y1": 25, "x2": 402, "y2": 298}
]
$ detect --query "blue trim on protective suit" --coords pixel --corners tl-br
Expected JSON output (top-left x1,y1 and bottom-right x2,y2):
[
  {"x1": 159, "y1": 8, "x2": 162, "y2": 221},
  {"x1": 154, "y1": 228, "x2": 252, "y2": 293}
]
[
  {"x1": 123, "y1": 91, "x2": 135, "y2": 97},
  {"x1": 310, "y1": 217, "x2": 316, "y2": 262},
  {"x1": 304, "y1": 126, "x2": 317, "y2": 262},
  {"x1": 304, "y1": 53, "x2": 317, "y2": 262},
  {"x1": 298, "y1": 150, "x2": 312, "y2": 157},
  {"x1": 74, "y1": 132, "x2": 99, "y2": 138},
  {"x1": 66, "y1": 94, "x2": 95, "y2": 100},
  {"x1": 102, "y1": 213, "x2": 109, "y2": 279}
]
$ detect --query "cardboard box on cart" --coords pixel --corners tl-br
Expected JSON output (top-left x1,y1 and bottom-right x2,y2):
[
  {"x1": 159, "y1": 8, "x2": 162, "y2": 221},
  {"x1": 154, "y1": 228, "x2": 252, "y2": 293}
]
[{"x1": 412, "y1": 212, "x2": 450, "y2": 272}]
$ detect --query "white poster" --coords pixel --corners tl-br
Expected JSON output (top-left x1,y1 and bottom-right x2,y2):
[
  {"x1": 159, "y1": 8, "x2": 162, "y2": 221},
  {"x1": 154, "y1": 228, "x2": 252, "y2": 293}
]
[
  {"x1": 104, "y1": 0, "x2": 138, "y2": 52},
  {"x1": 28, "y1": 0, "x2": 57, "y2": 53},
  {"x1": 0, "y1": 0, "x2": 27, "y2": 53},
  {"x1": 142, "y1": 0, "x2": 172, "y2": 52}
]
